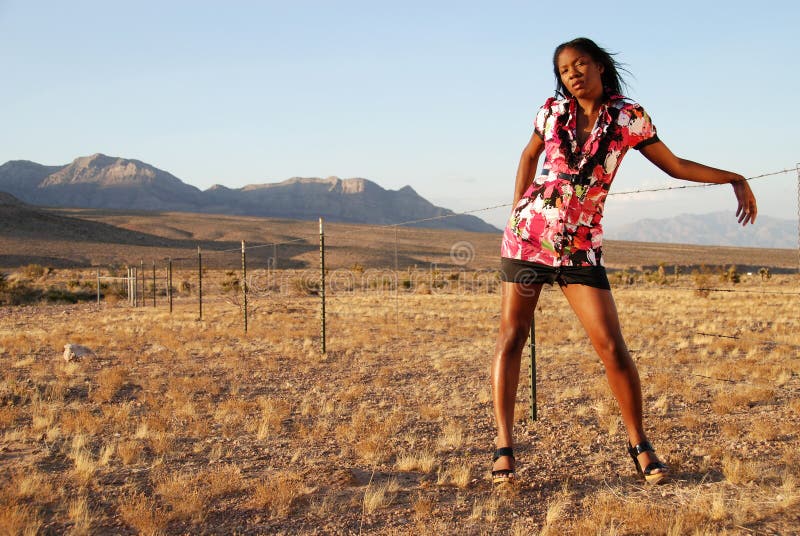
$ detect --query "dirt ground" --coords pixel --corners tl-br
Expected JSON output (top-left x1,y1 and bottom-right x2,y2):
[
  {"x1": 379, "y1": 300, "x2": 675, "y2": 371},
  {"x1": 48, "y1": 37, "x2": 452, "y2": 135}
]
[{"x1": 1, "y1": 271, "x2": 799, "y2": 534}]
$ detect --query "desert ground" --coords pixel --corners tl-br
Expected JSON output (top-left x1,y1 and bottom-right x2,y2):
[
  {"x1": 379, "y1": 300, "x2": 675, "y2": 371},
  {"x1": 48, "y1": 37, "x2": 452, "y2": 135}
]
[
  {"x1": 1, "y1": 261, "x2": 798, "y2": 534},
  {"x1": 1, "y1": 207, "x2": 798, "y2": 534},
  {"x1": 1, "y1": 207, "x2": 796, "y2": 274}
]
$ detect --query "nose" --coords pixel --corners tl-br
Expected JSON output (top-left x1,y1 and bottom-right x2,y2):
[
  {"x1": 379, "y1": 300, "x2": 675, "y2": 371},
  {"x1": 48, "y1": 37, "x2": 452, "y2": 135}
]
[{"x1": 562, "y1": 67, "x2": 579, "y2": 80}]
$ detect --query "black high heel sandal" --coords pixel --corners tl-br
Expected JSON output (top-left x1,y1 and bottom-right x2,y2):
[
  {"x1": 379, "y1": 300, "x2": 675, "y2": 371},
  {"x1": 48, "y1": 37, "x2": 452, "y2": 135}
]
[
  {"x1": 492, "y1": 447, "x2": 515, "y2": 485},
  {"x1": 627, "y1": 440, "x2": 670, "y2": 484}
]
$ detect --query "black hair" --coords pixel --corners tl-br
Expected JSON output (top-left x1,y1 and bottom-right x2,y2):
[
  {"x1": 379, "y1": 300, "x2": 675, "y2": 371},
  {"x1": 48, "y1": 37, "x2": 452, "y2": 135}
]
[{"x1": 552, "y1": 37, "x2": 630, "y2": 98}]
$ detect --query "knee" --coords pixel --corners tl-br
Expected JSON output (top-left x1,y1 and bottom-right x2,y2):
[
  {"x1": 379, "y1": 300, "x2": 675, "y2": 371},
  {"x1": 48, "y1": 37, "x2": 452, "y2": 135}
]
[
  {"x1": 496, "y1": 323, "x2": 530, "y2": 358},
  {"x1": 595, "y1": 338, "x2": 631, "y2": 370}
]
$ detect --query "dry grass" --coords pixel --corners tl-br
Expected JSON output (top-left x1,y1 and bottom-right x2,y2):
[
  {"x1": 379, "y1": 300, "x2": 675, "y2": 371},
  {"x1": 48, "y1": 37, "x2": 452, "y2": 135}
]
[
  {"x1": 68, "y1": 495, "x2": 93, "y2": 535},
  {"x1": 362, "y1": 477, "x2": 399, "y2": 514},
  {"x1": 0, "y1": 267, "x2": 798, "y2": 533},
  {"x1": 395, "y1": 450, "x2": 437, "y2": 473},
  {"x1": 0, "y1": 503, "x2": 42, "y2": 536},
  {"x1": 249, "y1": 470, "x2": 309, "y2": 519},
  {"x1": 117, "y1": 492, "x2": 169, "y2": 536}
]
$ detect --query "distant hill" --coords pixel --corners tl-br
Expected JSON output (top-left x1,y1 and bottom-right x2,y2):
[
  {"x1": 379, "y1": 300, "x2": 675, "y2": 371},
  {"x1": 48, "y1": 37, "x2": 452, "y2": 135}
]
[
  {"x1": 0, "y1": 190, "x2": 184, "y2": 247},
  {"x1": 605, "y1": 211, "x2": 794, "y2": 249},
  {"x1": 0, "y1": 192, "x2": 278, "y2": 268},
  {"x1": 0, "y1": 154, "x2": 499, "y2": 233},
  {"x1": 1, "y1": 203, "x2": 795, "y2": 270}
]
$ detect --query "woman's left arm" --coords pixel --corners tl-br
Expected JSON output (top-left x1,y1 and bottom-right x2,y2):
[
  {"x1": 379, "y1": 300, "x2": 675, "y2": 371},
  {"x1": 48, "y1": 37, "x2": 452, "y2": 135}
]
[{"x1": 639, "y1": 140, "x2": 757, "y2": 225}]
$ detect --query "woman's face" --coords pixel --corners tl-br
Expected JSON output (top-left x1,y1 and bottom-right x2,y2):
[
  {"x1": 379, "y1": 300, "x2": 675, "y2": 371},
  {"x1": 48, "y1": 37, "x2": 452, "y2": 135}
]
[{"x1": 557, "y1": 47, "x2": 604, "y2": 100}]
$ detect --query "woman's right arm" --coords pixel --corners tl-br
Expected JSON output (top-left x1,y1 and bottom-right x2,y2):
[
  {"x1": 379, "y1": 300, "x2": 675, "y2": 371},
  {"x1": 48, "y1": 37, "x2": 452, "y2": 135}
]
[{"x1": 512, "y1": 132, "x2": 545, "y2": 206}]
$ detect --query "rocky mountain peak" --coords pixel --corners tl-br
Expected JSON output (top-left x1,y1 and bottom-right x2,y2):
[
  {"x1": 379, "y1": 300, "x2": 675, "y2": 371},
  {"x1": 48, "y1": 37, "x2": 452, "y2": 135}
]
[
  {"x1": 41, "y1": 154, "x2": 170, "y2": 187},
  {"x1": 0, "y1": 155, "x2": 500, "y2": 232}
]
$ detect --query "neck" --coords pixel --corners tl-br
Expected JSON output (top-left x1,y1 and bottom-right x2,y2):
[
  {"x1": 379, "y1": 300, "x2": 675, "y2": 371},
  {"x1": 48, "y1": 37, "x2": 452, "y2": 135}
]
[{"x1": 575, "y1": 94, "x2": 604, "y2": 117}]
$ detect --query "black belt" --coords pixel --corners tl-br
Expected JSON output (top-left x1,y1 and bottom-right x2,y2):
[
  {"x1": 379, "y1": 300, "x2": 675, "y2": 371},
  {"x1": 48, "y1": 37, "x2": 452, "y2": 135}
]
[{"x1": 541, "y1": 168, "x2": 591, "y2": 187}]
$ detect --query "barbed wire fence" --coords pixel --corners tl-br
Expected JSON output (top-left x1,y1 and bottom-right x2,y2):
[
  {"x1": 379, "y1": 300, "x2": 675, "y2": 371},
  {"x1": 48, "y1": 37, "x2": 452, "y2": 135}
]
[{"x1": 76, "y1": 166, "x2": 799, "y2": 420}]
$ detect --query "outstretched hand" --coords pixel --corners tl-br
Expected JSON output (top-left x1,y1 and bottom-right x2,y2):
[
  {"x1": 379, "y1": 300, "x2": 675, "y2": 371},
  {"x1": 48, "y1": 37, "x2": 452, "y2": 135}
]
[{"x1": 732, "y1": 178, "x2": 757, "y2": 225}]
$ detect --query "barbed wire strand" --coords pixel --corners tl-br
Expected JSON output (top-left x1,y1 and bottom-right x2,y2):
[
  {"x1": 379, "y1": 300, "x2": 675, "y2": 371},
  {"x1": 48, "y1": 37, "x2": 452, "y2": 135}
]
[
  {"x1": 608, "y1": 167, "x2": 793, "y2": 197},
  {"x1": 615, "y1": 285, "x2": 800, "y2": 296},
  {"x1": 166, "y1": 166, "x2": 794, "y2": 260},
  {"x1": 692, "y1": 331, "x2": 800, "y2": 350}
]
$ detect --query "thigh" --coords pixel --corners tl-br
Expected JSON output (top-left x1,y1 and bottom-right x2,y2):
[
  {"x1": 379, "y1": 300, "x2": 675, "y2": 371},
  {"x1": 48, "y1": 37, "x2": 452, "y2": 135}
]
[
  {"x1": 499, "y1": 281, "x2": 544, "y2": 327},
  {"x1": 559, "y1": 283, "x2": 626, "y2": 349}
]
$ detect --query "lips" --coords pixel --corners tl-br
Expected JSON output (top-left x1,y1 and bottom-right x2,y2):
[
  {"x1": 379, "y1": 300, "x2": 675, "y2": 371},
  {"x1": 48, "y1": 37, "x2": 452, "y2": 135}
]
[{"x1": 572, "y1": 80, "x2": 585, "y2": 91}]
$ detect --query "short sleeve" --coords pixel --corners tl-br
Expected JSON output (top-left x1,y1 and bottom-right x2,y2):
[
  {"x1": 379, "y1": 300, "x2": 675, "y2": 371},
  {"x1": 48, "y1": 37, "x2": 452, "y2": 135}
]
[
  {"x1": 533, "y1": 97, "x2": 555, "y2": 139},
  {"x1": 624, "y1": 104, "x2": 659, "y2": 150}
]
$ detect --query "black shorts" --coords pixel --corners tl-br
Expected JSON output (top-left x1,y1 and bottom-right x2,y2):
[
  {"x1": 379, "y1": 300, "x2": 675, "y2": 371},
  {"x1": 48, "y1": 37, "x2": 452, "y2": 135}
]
[{"x1": 499, "y1": 257, "x2": 611, "y2": 290}]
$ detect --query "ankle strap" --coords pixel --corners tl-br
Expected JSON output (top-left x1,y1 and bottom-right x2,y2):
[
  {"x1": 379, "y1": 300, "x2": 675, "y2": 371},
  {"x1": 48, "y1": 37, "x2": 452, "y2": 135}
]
[
  {"x1": 493, "y1": 447, "x2": 514, "y2": 461},
  {"x1": 630, "y1": 441, "x2": 655, "y2": 455}
]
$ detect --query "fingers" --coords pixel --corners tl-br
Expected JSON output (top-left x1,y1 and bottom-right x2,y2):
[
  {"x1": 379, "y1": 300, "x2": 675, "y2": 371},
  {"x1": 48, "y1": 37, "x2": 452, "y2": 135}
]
[
  {"x1": 733, "y1": 181, "x2": 757, "y2": 225},
  {"x1": 737, "y1": 200, "x2": 756, "y2": 225},
  {"x1": 738, "y1": 205, "x2": 756, "y2": 225}
]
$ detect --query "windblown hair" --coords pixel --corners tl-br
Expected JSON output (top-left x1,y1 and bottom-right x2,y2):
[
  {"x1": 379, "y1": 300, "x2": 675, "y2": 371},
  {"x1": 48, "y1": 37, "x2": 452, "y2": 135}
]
[{"x1": 552, "y1": 37, "x2": 630, "y2": 98}]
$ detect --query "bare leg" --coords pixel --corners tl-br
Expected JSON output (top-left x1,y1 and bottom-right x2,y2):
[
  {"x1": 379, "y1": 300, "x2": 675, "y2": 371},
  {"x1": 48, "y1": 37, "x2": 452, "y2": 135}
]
[
  {"x1": 491, "y1": 281, "x2": 543, "y2": 472},
  {"x1": 559, "y1": 283, "x2": 666, "y2": 474}
]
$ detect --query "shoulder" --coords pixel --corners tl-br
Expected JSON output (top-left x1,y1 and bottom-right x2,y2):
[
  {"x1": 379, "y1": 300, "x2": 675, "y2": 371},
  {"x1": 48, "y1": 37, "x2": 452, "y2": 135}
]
[
  {"x1": 607, "y1": 95, "x2": 646, "y2": 113},
  {"x1": 534, "y1": 97, "x2": 569, "y2": 128},
  {"x1": 539, "y1": 96, "x2": 569, "y2": 113},
  {"x1": 608, "y1": 96, "x2": 653, "y2": 128}
]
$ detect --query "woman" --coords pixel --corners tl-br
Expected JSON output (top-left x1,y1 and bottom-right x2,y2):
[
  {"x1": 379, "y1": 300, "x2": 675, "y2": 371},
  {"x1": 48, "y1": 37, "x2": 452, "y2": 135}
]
[{"x1": 490, "y1": 37, "x2": 757, "y2": 486}]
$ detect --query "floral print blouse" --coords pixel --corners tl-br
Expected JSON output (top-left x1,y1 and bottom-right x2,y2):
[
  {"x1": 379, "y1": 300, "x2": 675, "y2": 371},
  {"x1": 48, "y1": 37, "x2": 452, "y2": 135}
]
[{"x1": 501, "y1": 94, "x2": 659, "y2": 267}]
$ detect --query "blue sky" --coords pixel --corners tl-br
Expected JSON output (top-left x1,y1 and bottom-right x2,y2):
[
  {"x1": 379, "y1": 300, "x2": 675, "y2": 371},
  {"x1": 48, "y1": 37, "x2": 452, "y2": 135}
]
[{"x1": 1, "y1": 1, "x2": 798, "y2": 231}]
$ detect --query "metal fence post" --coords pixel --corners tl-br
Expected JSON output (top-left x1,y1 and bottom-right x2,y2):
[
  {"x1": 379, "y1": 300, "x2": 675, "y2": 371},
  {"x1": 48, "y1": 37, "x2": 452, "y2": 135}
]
[
  {"x1": 530, "y1": 314, "x2": 537, "y2": 422},
  {"x1": 152, "y1": 261, "x2": 156, "y2": 307},
  {"x1": 319, "y1": 218, "x2": 326, "y2": 354},
  {"x1": 197, "y1": 246, "x2": 203, "y2": 321},
  {"x1": 139, "y1": 260, "x2": 144, "y2": 307},
  {"x1": 96, "y1": 269, "x2": 100, "y2": 304},
  {"x1": 242, "y1": 240, "x2": 248, "y2": 333},
  {"x1": 168, "y1": 258, "x2": 173, "y2": 314}
]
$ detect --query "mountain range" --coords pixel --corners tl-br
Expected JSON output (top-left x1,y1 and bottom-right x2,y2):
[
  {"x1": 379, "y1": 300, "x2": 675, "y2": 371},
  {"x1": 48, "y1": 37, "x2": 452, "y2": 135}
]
[
  {"x1": 605, "y1": 212, "x2": 794, "y2": 249},
  {"x1": 1, "y1": 154, "x2": 792, "y2": 249},
  {"x1": 0, "y1": 154, "x2": 499, "y2": 233}
]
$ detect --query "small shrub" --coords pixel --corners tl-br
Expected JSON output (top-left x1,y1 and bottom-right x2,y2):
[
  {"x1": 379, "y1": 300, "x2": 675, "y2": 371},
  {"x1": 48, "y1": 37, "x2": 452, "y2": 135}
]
[
  {"x1": 291, "y1": 277, "x2": 320, "y2": 295},
  {"x1": 0, "y1": 282, "x2": 42, "y2": 305},
  {"x1": 43, "y1": 287, "x2": 94, "y2": 304},
  {"x1": 720, "y1": 265, "x2": 740, "y2": 284},
  {"x1": 643, "y1": 264, "x2": 668, "y2": 285},
  {"x1": 692, "y1": 269, "x2": 711, "y2": 298},
  {"x1": 221, "y1": 271, "x2": 241, "y2": 293},
  {"x1": 611, "y1": 269, "x2": 636, "y2": 285},
  {"x1": 20, "y1": 264, "x2": 50, "y2": 279}
]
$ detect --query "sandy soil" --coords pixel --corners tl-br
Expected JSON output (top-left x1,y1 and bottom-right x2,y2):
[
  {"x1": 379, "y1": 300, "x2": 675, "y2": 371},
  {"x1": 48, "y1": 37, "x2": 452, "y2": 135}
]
[{"x1": 0, "y1": 272, "x2": 799, "y2": 534}]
